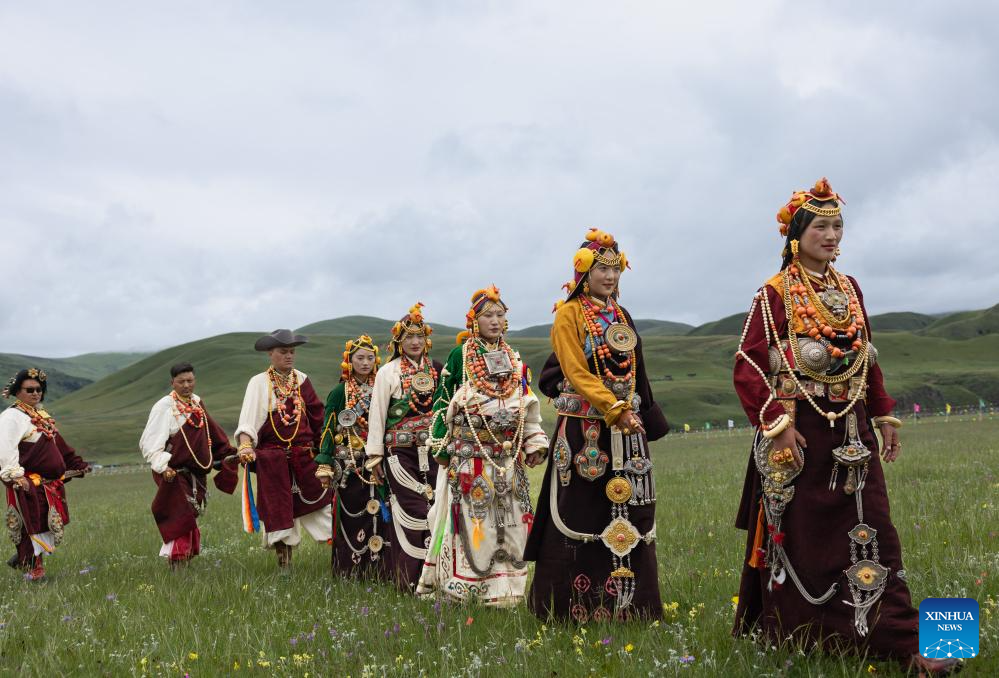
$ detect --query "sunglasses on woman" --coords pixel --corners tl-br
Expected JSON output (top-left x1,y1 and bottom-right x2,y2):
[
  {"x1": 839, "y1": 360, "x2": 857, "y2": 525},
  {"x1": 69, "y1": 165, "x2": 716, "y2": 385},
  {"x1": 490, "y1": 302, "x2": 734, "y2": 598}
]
[{"x1": 21, "y1": 387, "x2": 43, "y2": 394}]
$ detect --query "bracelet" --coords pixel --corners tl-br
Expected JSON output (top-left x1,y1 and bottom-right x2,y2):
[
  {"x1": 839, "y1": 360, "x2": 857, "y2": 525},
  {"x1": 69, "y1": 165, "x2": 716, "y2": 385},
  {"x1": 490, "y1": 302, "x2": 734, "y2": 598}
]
[
  {"x1": 761, "y1": 413, "x2": 790, "y2": 439},
  {"x1": 872, "y1": 415, "x2": 902, "y2": 429},
  {"x1": 237, "y1": 441, "x2": 254, "y2": 451}
]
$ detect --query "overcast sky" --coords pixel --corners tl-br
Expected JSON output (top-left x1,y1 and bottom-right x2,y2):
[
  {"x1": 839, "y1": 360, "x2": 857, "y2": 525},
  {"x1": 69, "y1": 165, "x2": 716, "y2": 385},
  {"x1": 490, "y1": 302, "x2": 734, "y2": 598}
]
[{"x1": 2, "y1": 1, "x2": 997, "y2": 356}]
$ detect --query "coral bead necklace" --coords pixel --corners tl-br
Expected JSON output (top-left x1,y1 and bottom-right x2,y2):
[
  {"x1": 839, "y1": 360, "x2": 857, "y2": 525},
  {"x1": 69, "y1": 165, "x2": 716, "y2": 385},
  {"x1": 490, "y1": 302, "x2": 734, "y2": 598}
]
[
  {"x1": 14, "y1": 401, "x2": 58, "y2": 439},
  {"x1": 267, "y1": 367, "x2": 304, "y2": 446},
  {"x1": 400, "y1": 355, "x2": 437, "y2": 413},
  {"x1": 464, "y1": 338, "x2": 518, "y2": 399},
  {"x1": 579, "y1": 295, "x2": 635, "y2": 387}
]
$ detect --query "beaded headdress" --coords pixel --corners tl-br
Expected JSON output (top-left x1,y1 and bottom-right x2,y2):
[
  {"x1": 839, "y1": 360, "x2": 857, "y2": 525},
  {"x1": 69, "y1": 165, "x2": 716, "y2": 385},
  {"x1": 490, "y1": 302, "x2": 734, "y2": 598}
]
[
  {"x1": 776, "y1": 177, "x2": 844, "y2": 237},
  {"x1": 457, "y1": 285, "x2": 508, "y2": 344},
  {"x1": 390, "y1": 303, "x2": 433, "y2": 358},
  {"x1": 341, "y1": 334, "x2": 381, "y2": 382},
  {"x1": 555, "y1": 228, "x2": 628, "y2": 310},
  {"x1": 2, "y1": 368, "x2": 47, "y2": 399}
]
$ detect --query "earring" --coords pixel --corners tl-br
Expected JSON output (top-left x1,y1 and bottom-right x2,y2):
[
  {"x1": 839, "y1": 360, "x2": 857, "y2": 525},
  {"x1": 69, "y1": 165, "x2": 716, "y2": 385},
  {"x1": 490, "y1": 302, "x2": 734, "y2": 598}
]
[
  {"x1": 790, "y1": 239, "x2": 800, "y2": 256},
  {"x1": 503, "y1": 319, "x2": 509, "y2": 335},
  {"x1": 582, "y1": 281, "x2": 590, "y2": 295},
  {"x1": 834, "y1": 246, "x2": 841, "y2": 258},
  {"x1": 472, "y1": 319, "x2": 480, "y2": 336}
]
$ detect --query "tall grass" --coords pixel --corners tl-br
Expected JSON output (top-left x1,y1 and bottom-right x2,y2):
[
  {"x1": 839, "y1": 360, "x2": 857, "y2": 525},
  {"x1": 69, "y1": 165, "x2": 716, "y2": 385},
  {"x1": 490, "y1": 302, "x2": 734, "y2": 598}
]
[{"x1": 0, "y1": 417, "x2": 995, "y2": 676}]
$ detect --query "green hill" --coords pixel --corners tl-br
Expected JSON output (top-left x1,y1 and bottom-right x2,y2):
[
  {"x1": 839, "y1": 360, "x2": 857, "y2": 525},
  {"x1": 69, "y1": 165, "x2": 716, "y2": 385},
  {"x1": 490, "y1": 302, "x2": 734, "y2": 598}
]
[
  {"x1": 686, "y1": 313, "x2": 746, "y2": 336},
  {"x1": 297, "y1": 315, "x2": 465, "y2": 341},
  {"x1": 868, "y1": 311, "x2": 936, "y2": 332},
  {"x1": 921, "y1": 303, "x2": 999, "y2": 339},
  {"x1": 507, "y1": 324, "x2": 551, "y2": 338},
  {"x1": 52, "y1": 331, "x2": 527, "y2": 463},
  {"x1": 0, "y1": 351, "x2": 148, "y2": 400},
  {"x1": 47, "y1": 326, "x2": 999, "y2": 464},
  {"x1": 510, "y1": 319, "x2": 692, "y2": 338},
  {"x1": 19, "y1": 304, "x2": 999, "y2": 463}
]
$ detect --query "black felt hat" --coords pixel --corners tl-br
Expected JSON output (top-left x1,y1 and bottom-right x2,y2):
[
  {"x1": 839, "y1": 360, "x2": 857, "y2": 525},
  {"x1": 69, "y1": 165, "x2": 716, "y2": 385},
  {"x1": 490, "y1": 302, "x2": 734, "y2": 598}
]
[{"x1": 254, "y1": 329, "x2": 308, "y2": 351}]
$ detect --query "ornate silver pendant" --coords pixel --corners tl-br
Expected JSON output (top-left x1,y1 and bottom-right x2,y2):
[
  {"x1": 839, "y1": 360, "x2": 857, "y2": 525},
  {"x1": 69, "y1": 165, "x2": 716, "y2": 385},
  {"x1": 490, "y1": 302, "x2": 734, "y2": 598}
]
[
  {"x1": 819, "y1": 289, "x2": 849, "y2": 317},
  {"x1": 483, "y1": 350, "x2": 514, "y2": 376}
]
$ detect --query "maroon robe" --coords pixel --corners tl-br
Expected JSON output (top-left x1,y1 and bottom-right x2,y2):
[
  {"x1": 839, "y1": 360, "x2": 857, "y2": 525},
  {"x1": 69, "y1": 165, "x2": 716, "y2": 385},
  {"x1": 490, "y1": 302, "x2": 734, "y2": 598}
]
[
  {"x1": 525, "y1": 307, "x2": 669, "y2": 622},
  {"x1": 8, "y1": 432, "x2": 88, "y2": 567},
  {"x1": 251, "y1": 378, "x2": 332, "y2": 533},
  {"x1": 732, "y1": 277, "x2": 918, "y2": 660},
  {"x1": 381, "y1": 360, "x2": 443, "y2": 591},
  {"x1": 150, "y1": 405, "x2": 237, "y2": 548}
]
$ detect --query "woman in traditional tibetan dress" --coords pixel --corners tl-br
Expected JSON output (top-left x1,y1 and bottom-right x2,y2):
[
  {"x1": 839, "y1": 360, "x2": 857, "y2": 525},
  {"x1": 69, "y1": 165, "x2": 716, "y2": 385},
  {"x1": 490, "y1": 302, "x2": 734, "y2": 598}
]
[
  {"x1": 417, "y1": 287, "x2": 549, "y2": 606},
  {"x1": 139, "y1": 362, "x2": 238, "y2": 569},
  {"x1": 732, "y1": 179, "x2": 958, "y2": 676},
  {"x1": 0, "y1": 369, "x2": 90, "y2": 581},
  {"x1": 315, "y1": 335, "x2": 394, "y2": 578},
  {"x1": 525, "y1": 230, "x2": 669, "y2": 622},
  {"x1": 235, "y1": 330, "x2": 333, "y2": 569},
  {"x1": 364, "y1": 304, "x2": 443, "y2": 591}
]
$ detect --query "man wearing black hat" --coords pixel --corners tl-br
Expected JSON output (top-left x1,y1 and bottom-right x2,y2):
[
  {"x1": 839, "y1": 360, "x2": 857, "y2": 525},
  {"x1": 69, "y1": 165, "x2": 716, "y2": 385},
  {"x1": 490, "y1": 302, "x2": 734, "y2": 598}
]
[{"x1": 234, "y1": 330, "x2": 332, "y2": 568}]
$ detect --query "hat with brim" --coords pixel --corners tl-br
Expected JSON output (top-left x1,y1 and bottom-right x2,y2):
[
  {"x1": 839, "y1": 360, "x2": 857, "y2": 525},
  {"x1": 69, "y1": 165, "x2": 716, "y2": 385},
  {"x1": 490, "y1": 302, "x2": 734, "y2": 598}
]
[{"x1": 254, "y1": 329, "x2": 309, "y2": 351}]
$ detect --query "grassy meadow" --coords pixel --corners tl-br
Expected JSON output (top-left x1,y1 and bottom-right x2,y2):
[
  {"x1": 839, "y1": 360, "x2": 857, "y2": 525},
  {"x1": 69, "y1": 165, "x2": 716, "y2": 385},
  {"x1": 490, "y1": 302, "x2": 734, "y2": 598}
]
[{"x1": 0, "y1": 416, "x2": 995, "y2": 676}]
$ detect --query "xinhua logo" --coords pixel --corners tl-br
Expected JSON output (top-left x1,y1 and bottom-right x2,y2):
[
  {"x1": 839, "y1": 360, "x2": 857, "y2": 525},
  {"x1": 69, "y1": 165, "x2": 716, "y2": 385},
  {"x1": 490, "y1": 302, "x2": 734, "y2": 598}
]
[{"x1": 919, "y1": 598, "x2": 979, "y2": 660}]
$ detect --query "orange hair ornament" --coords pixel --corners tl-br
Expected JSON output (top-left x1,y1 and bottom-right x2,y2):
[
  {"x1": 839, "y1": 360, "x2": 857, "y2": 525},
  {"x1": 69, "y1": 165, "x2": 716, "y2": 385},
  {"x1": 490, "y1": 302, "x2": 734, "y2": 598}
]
[
  {"x1": 341, "y1": 334, "x2": 380, "y2": 381},
  {"x1": 556, "y1": 228, "x2": 628, "y2": 310},
  {"x1": 776, "y1": 177, "x2": 844, "y2": 236}
]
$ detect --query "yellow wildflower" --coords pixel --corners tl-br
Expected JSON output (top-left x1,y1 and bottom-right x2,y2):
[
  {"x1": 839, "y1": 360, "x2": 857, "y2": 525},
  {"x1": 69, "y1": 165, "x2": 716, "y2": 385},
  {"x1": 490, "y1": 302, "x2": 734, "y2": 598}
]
[
  {"x1": 188, "y1": 652, "x2": 198, "y2": 661},
  {"x1": 625, "y1": 643, "x2": 634, "y2": 653}
]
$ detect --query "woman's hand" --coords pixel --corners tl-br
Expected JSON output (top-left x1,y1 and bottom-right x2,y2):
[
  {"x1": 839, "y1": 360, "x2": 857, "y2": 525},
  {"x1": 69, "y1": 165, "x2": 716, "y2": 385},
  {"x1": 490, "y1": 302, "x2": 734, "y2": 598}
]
[
  {"x1": 370, "y1": 461, "x2": 385, "y2": 485},
  {"x1": 880, "y1": 424, "x2": 901, "y2": 462},
  {"x1": 617, "y1": 410, "x2": 645, "y2": 436},
  {"x1": 771, "y1": 426, "x2": 807, "y2": 470},
  {"x1": 238, "y1": 449, "x2": 256, "y2": 464},
  {"x1": 13, "y1": 476, "x2": 30, "y2": 492},
  {"x1": 162, "y1": 468, "x2": 177, "y2": 482},
  {"x1": 524, "y1": 451, "x2": 545, "y2": 468}
]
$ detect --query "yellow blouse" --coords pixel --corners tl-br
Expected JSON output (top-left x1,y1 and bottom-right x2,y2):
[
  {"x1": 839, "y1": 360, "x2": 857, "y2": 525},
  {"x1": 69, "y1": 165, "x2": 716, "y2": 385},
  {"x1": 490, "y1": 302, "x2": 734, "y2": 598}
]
[{"x1": 551, "y1": 298, "x2": 630, "y2": 427}]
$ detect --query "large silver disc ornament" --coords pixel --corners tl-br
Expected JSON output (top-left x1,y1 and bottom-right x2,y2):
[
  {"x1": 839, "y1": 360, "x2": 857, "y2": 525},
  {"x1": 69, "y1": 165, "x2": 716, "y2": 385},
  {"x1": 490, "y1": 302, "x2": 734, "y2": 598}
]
[
  {"x1": 337, "y1": 409, "x2": 358, "y2": 427},
  {"x1": 797, "y1": 337, "x2": 832, "y2": 373},
  {"x1": 768, "y1": 345, "x2": 783, "y2": 374},
  {"x1": 411, "y1": 372, "x2": 435, "y2": 394},
  {"x1": 605, "y1": 323, "x2": 638, "y2": 353}
]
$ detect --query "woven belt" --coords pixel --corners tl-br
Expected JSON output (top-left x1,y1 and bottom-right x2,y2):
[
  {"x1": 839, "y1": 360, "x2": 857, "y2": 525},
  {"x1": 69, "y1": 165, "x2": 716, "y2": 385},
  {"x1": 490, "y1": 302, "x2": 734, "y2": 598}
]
[
  {"x1": 258, "y1": 444, "x2": 314, "y2": 455},
  {"x1": 447, "y1": 439, "x2": 511, "y2": 460},
  {"x1": 384, "y1": 429, "x2": 430, "y2": 447},
  {"x1": 553, "y1": 392, "x2": 604, "y2": 419},
  {"x1": 451, "y1": 425, "x2": 515, "y2": 443},
  {"x1": 773, "y1": 375, "x2": 867, "y2": 402},
  {"x1": 384, "y1": 413, "x2": 433, "y2": 447}
]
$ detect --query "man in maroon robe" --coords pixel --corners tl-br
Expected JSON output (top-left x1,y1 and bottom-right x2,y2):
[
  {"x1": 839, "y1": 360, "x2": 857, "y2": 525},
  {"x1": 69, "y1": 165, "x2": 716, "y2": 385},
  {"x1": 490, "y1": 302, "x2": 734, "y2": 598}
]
[
  {"x1": 235, "y1": 330, "x2": 332, "y2": 568},
  {"x1": 139, "y1": 362, "x2": 238, "y2": 568}
]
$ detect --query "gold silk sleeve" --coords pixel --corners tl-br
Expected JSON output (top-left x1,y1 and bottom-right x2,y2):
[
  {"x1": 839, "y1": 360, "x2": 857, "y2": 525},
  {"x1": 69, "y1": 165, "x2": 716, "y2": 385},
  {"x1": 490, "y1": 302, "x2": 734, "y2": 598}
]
[{"x1": 551, "y1": 301, "x2": 629, "y2": 427}]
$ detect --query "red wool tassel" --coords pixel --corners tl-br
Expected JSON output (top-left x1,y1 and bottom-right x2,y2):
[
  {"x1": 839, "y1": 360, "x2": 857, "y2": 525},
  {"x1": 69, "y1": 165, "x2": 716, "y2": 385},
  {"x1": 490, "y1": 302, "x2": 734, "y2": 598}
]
[
  {"x1": 772, "y1": 531, "x2": 785, "y2": 545},
  {"x1": 522, "y1": 513, "x2": 535, "y2": 534}
]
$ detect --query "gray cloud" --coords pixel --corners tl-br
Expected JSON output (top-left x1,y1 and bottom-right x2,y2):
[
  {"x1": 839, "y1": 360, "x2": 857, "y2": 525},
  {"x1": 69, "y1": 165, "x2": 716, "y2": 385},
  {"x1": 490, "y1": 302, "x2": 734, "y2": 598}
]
[{"x1": 1, "y1": 1, "x2": 997, "y2": 356}]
